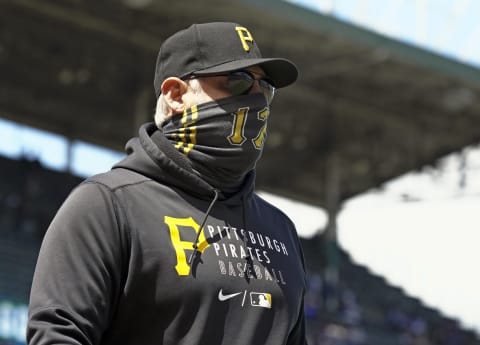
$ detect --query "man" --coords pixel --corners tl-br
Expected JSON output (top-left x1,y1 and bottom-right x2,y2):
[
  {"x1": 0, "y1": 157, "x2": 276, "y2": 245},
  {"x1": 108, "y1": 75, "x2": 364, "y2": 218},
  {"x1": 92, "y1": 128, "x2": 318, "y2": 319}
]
[{"x1": 28, "y1": 22, "x2": 308, "y2": 345}]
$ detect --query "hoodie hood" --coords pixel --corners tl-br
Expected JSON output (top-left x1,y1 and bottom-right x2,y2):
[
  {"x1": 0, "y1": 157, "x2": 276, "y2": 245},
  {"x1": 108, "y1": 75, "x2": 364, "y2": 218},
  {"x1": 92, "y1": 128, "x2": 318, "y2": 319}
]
[{"x1": 113, "y1": 122, "x2": 255, "y2": 205}]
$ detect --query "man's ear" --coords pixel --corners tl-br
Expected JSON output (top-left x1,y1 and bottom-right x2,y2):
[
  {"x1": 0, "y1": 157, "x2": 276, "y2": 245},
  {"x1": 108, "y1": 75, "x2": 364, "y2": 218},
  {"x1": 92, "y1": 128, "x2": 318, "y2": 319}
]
[{"x1": 161, "y1": 77, "x2": 188, "y2": 115}]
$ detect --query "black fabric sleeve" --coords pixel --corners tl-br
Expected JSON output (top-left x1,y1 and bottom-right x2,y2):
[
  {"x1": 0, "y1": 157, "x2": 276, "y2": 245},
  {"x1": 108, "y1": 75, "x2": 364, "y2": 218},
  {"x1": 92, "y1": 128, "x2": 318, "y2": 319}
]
[
  {"x1": 27, "y1": 182, "x2": 128, "y2": 345},
  {"x1": 287, "y1": 219, "x2": 309, "y2": 345},
  {"x1": 286, "y1": 296, "x2": 309, "y2": 345}
]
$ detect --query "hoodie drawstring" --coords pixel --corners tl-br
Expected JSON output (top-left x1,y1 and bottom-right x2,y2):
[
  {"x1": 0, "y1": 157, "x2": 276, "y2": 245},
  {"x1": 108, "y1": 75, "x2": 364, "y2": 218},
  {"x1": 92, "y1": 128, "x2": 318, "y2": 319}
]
[
  {"x1": 188, "y1": 189, "x2": 219, "y2": 268},
  {"x1": 241, "y1": 195, "x2": 257, "y2": 280},
  {"x1": 241, "y1": 196, "x2": 249, "y2": 259}
]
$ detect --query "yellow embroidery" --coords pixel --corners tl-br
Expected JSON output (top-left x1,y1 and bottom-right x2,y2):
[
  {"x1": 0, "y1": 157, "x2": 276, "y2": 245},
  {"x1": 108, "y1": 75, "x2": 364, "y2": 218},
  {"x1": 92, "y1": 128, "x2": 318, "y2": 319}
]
[
  {"x1": 235, "y1": 26, "x2": 254, "y2": 52},
  {"x1": 252, "y1": 107, "x2": 269, "y2": 149},
  {"x1": 176, "y1": 105, "x2": 198, "y2": 156},
  {"x1": 164, "y1": 216, "x2": 209, "y2": 276},
  {"x1": 228, "y1": 107, "x2": 249, "y2": 145}
]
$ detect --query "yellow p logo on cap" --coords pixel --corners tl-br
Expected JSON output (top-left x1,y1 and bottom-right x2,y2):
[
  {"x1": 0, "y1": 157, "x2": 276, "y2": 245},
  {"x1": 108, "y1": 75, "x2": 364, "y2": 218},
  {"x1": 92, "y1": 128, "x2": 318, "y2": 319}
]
[{"x1": 235, "y1": 26, "x2": 254, "y2": 52}]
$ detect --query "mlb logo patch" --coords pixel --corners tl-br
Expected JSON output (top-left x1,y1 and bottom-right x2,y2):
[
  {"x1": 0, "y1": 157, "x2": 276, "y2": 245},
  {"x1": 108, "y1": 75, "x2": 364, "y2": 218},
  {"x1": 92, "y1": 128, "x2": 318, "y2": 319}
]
[{"x1": 250, "y1": 292, "x2": 272, "y2": 309}]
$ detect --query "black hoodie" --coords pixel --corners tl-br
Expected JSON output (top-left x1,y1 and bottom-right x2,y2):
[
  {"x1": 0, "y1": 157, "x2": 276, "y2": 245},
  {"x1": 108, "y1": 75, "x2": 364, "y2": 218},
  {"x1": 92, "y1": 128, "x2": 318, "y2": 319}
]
[{"x1": 27, "y1": 123, "x2": 308, "y2": 345}]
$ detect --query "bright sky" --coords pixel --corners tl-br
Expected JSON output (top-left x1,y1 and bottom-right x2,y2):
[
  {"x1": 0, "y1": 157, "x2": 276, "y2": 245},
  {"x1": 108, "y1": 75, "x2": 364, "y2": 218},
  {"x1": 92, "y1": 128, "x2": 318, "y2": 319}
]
[
  {"x1": 0, "y1": 118, "x2": 125, "y2": 177},
  {"x1": 286, "y1": 0, "x2": 480, "y2": 68},
  {"x1": 1, "y1": 0, "x2": 480, "y2": 340},
  {"x1": 338, "y1": 149, "x2": 480, "y2": 333}
]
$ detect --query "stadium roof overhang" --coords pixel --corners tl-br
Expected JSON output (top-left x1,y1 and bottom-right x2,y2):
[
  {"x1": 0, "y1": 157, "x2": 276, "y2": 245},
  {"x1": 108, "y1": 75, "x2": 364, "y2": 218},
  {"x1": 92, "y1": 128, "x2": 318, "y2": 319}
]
[{"x1": 2, "y1": 0, "x2": 480, "y2": 208}]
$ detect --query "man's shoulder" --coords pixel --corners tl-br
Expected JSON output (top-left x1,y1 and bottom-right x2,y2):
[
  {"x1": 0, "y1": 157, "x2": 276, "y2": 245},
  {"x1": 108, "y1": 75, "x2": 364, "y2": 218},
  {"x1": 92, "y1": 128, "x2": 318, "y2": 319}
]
[
  {"x1": 84, "y1": 167, "x2": 151, "y2": 192},
  {"x1": 252, "y1": 193, "x2": 293, "y2": 224}
]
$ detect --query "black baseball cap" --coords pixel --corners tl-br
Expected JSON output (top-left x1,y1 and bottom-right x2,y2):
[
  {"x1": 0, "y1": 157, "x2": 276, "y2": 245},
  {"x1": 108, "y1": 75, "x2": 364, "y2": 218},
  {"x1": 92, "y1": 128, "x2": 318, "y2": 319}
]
[{"x1": 153, "y1": 22, "x2": 298, "y2": 98}]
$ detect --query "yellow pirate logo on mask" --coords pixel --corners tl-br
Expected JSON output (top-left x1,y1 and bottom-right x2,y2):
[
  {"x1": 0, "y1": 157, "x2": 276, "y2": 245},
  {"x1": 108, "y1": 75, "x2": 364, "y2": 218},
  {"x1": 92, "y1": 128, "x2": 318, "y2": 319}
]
[{"x1": 235, "y1": 26, "x2": 254, "y2": 52}]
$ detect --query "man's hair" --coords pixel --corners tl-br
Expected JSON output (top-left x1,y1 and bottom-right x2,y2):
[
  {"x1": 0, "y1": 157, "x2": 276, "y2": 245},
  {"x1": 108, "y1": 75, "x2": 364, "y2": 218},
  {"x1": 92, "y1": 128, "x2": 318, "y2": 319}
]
[
  {"x1": 154, "y1": 78, "x2": 202, "y2": 127},
  {"x1": 154, "y1": 94, "x2": 169, "y2": 127}
]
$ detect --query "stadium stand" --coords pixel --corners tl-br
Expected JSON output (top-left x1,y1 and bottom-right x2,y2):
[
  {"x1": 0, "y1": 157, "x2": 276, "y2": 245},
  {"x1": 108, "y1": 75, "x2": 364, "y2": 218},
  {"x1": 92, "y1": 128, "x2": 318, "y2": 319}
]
[
  {"x1": 301, "y1": 235, "x2": 480, "y2": 344},
  {"x1": 0, "y1": 156, "x2": 81, "y2": 304}
]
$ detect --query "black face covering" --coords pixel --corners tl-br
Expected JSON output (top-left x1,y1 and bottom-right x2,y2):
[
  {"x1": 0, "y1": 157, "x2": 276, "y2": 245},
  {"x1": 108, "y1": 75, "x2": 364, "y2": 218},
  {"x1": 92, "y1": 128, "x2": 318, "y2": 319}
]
[{"x1": 162, "y1": 93, "x2": 270, "y2": 191}]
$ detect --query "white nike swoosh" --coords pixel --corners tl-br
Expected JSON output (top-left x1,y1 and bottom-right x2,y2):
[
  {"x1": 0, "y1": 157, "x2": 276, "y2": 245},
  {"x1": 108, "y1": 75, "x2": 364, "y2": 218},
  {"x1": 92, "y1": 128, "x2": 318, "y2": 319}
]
[{"x1": 218, "y1": 289, "x2": 242, "y2": 301}]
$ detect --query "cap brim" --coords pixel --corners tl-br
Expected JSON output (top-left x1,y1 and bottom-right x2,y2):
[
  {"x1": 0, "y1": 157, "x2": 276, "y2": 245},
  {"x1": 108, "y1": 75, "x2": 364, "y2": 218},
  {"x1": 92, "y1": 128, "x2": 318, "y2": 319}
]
[{"x1": 190, "y1": 58, "x2": 298, "y2": 88}]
